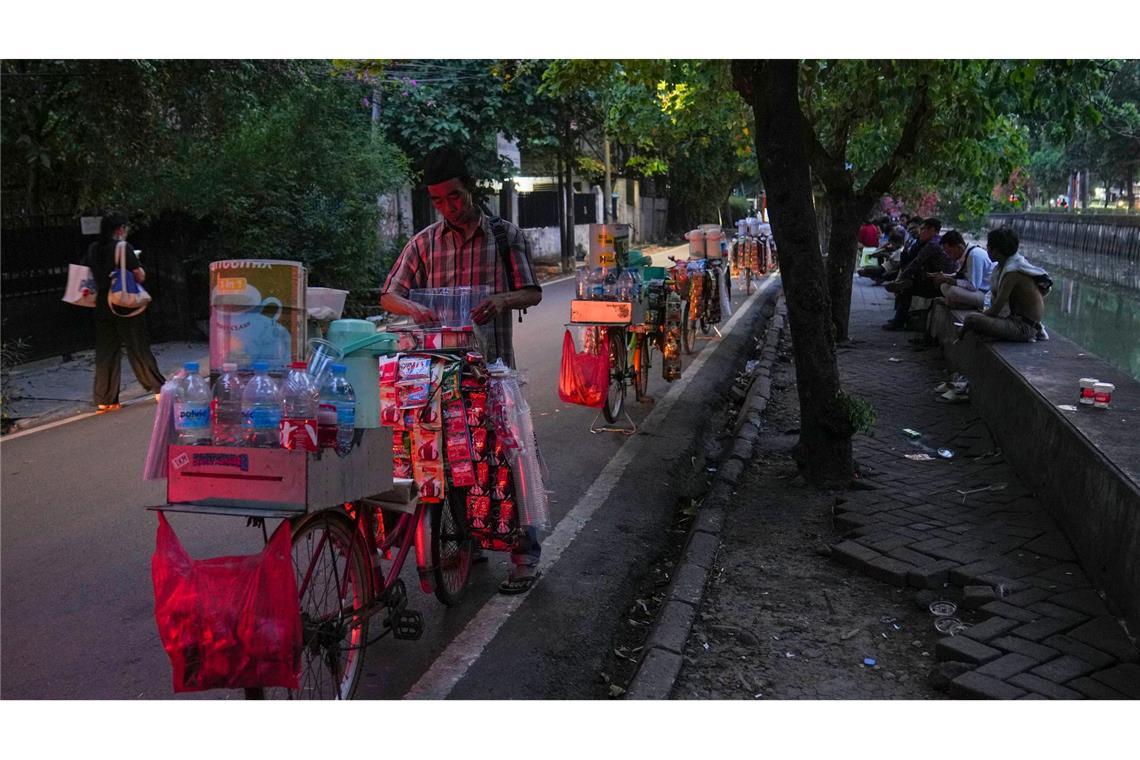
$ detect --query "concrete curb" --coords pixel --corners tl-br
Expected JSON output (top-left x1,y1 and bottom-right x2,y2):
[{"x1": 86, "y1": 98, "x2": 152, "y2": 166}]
[{"x1": 626, "y1": 294, "x2": 787, "y2": 699}]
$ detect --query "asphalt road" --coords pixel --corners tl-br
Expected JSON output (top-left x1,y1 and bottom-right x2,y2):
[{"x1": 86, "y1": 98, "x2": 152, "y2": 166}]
[{"x1": 0, "y1": 244, "x2": 779, "y2": 699}]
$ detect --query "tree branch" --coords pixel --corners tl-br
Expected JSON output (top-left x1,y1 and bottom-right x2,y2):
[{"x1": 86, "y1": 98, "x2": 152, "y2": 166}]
[{"x1": 861, "y1": 72, "x2": 934, "y2": 201}]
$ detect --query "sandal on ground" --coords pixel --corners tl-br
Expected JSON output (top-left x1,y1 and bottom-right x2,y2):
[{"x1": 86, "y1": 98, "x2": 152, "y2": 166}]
[
  {"x1": 499, "y1": 568, "x2": 541, "y2": 595},
  {"x1": 96, "y1": 403, "x2": 122, "y2": 413}
]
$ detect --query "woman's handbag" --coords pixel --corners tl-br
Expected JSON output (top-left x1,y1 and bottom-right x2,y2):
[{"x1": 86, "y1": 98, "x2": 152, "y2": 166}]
[
  {"x1": 108, "y1": 241, "x2": 152, "y2": 317},
  {"x1": 62, "y1": 264, "x2": 97, "y2": 307}
]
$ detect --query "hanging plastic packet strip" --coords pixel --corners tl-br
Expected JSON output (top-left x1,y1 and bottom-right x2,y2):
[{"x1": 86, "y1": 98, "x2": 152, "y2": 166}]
[
  {"x1": 143, "y1": 368, "x2": 187, "y2": 480},
  {"x1": 485, "y1": 360, "x2": 550, "y2": 530}
]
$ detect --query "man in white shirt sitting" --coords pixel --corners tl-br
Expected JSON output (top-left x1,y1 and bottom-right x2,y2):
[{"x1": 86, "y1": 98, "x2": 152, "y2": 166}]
[{"x1": 929, "y1": 230, "x2": 993, "y2": 310}]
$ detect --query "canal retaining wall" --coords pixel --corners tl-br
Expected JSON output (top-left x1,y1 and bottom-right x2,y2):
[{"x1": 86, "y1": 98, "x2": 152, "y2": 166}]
[{"x1": 930, "y1": 302, "x2": 1140, "y2": 634}]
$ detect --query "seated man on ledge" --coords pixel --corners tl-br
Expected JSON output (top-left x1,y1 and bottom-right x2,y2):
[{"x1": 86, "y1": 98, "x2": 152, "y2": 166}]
[
  {"x1": 929, "y1": 230, "x2": 993, "y2": 310},
  {"x1": 959, "y1": 227, "x2": 1050, "y2": 343}
]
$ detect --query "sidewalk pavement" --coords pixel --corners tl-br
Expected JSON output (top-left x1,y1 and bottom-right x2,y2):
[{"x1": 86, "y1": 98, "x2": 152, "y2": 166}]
[
  {"x1": 633, "y1": 277, "x2": 1138, "y2": 699},
  {"x1": 3, "y1": 340, "x2": 208, "y2": 434}
]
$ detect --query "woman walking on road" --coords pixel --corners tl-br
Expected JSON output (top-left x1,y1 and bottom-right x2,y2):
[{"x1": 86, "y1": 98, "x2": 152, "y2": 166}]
[{"x1": 83, "y1": 211, "x2": 165, "y2": 411}]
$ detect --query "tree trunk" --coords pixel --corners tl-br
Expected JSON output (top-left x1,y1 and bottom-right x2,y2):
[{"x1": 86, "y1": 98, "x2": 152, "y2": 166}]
[
  {"x1": 564, "y1": 145, "x2": 576, "y2": 267},
  {"x1": 825, "y1": 192, "x2": 873, "y2": 343},
  {"x1": 556, "y1": 153, "x2": 569, "y2": 272},
  {"x1": 733, "y1": 60, "x2": 854, "y2": 488}
]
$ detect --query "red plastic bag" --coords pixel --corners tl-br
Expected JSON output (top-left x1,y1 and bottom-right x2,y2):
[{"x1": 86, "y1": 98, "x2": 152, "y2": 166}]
[
  {"x1": 558, "y1": 328, "x2": 609, "y2": 408},
  {"x1": 151, "y1": 513, "x2": 301, "y2": 692}
]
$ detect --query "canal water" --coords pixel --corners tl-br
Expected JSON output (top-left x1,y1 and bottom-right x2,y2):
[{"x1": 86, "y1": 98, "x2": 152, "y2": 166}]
[{"x1": 1016, "y1": 241, "x2": 1140, "y2": 382}]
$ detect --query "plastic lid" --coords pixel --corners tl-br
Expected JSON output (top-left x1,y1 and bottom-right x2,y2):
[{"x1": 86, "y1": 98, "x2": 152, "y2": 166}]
[
  {"x1": 291, "y1": 361, "x2": 308, "y2": 369},
  {"x1": 222, "y1": 362, "x2": 238, "y2": 372},
  {"x1": 331, "y1": 363, "x2": 346, "y2": 373},
  {"x1": 183, "y1": 362, "x2": 199, "y2": 372},
  {"x1": 252, "y1": 361, "x2": 269, "y2": 372}
]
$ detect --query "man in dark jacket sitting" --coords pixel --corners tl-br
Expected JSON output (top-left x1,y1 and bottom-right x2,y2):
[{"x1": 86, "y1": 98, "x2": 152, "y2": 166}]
[{"x1": 882, "y1": 217, "x2": 952, "y2": 330}]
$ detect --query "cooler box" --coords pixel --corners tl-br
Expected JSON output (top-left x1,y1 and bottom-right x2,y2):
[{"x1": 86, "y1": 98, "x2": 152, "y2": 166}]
[
  {"x1": 588, "y1": 224, "x2": 631, "y2": 271},
  {"x1": 327, "y1": 319, "x2": 399, "y2": 429},
  {"x1": 166, "y1": 428, "x2": 393, "y2": 515},
  {"x1": 209, "y1": 260, "x2": 307, "y2": 375}
]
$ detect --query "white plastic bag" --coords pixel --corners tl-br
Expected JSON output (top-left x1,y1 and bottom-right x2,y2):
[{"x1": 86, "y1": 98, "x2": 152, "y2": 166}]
[
  {"x1": 486, "y1": 362, "x2": 549, "y2": 531},
  {"x1": 719, "y1": 265, "x2": 733, "y2": 319},
  {"x1": 62, "y1": 264, "x2": 97, "y2": 308}
]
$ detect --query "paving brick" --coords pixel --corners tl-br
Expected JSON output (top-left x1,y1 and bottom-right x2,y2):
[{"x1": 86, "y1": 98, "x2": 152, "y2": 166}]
[
  {"x1": 1008, "y1": 673, "x2": 1085, "y2": 699},
  {"x1": 626, "y1": 648, "x2": 683, "y2": 699},
  {"x1": 1090, "y1": 663, "x2": 1140, "y2": 698},
  {"x1": 959, "y1": 616, "x2": 1021, "y2": 643},
  {"x1": 1011, "y1": 617, "x2": 1080, "y2": 642},
  {"x1": 718, "y1": 458, "x2": 744, "y2": 485},
  {"x1": 1040, "y1": 635, "x2": 1117, "y2": 671},
  {"x1": 926, "y1": 544, "x2": 990, "y2": 565},
  {"x1": 1002, "y1": 586, "x2": 1052, "y2": 608},
  {"x1": 1030, "y1": 655, "x2": 1099, "y2": 683},
  {"x1": 692, "y1": 504, "x2": 725, "y2": 536},
  {"x1": 887, "y1": 546, "x2": 942, "y2": 567},
  {"x1": 949, "y1": 558, "x2": 1007, "y2": 586},
  {"x1": 1066, "y1": 616, "x2": 1140, "y2": 663},
  {"x1": 1034, "y1": 563, "x2": 1087, "y2": 586},
  {"x1": 1022, "y1": 531, "x2": 1077, "y2": 562},
  {"x1": 1028, "y1": 601, "x2": 1089, "y2": 624},
  {"x1": 646, "y1": 600, "x2": 698, "y2": 655},
  {"x1": 963, "y1": 585, "x2": 997, "y2": 609},
  {"x1": 990, "y1": 636, "x2": 1061, "y2": 663},
  {"x1": 979, "y1": 601, "x2": 1039, "y2": 623},
  {"x1": 936, "y1": 636, "x2": 1002, "y2": 665},
  {"x1": 865, "y1": 556, "x2": 916, "y2": 586},
  {"x1": 949, "y1": 671, "x2": 1027, "y2": 700},
  {"x1": 910, "y1": 537, "x2": 952, "y2": 554},
  {"x1": 668, "y1": 562, "x2": 710, "y2": 608},
  {"x1": 865, "y1": 533, "x2": 919, "y2": 553},
  {"x1": 830, "y1": 540, "x2": 883, "y2": 570},
  {"x1": 907, "y1": 559, "x2": 959, "y2": 589},
  {"x1": 974, "y1": 653, "x2": 1039, "y2": 680},
  {"x1": 834, "y1": 513, "x2": 875, "y2": 532},
  {"x1": 1066, "y1": 676, "x2": 1128, "y2": 700},
  {"x1": 682, "y1": 531, "x2": 721, "y2": 570},
  {"x1": 1047, "y1": 589, "x2": 1110, "y2": 618}
]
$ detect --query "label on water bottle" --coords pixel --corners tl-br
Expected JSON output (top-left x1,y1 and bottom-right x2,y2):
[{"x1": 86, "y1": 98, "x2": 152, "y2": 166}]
[
  {"x1": 174, "y1": 403, "x2": 210, "y2": 430},
  {"x1": 246, "y1": 407, "x2": 281, "y2": 430},
  {"x1": 336, "y1": 404, "x2": 355, "y2": 426},
  {"x1": 280, "y1": 417, "x2": 318, "y2": 452}
]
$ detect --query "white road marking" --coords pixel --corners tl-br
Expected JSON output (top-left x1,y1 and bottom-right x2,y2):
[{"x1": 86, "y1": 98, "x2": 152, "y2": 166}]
[
  {"x1": 0, "y1": 395, "x2": 153, "y2": 443},
  {"x1": 404, "y1": 273, "x2": 779, "y2": 698}
]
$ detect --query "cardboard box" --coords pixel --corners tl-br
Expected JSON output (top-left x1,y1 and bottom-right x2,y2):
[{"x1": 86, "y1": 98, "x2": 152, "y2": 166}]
[
  {"x1": 570, "y1": 299, "x2": 633, "y2": 325},
  {"x1": 209, "y1": 260, "x2": 307, "y2": 374}
]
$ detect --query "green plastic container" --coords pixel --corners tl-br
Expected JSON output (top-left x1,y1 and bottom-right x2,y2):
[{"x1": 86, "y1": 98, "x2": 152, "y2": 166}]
[
  {"x1": 326, "y1": 319, "x2": 398, "y2": 428},
  {"x1": 642, "y1": 266, "x2": 667, "y2": 281}
]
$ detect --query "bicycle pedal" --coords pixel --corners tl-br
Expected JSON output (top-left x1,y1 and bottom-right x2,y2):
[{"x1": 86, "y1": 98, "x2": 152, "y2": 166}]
[
  {"x1": 381, "y1": 579, "x2": 409, "y2": 623},
  {"x1": 392, "y1": 610, "x2": 424, "y2": 640}
]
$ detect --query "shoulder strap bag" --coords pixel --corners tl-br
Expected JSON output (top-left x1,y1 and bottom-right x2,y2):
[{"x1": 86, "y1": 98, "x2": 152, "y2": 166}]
[{"x1": 108, "y1": 241, "x2": 152, "y2": 317}]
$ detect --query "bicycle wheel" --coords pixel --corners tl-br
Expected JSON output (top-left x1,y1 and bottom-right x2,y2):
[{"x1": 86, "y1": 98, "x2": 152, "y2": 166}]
[
  {"x1": 681, "y1": 301, "x2": 696, "y2": 355},
  {"x1": 431, "y1": 488, "x2": 474, "y2": 606},
  {"x1": 632, "y1": 333, "x2": 650, "y2": 401},
  {"x1": 602, "y1": 327, "x2": 627, "y2": 423},
  {"x1": 270, "y1": 509, "x2": 372, "y2": 700}
]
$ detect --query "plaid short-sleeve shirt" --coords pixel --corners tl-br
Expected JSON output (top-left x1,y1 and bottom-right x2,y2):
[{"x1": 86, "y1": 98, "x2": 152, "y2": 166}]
[{"x1": 382, "y1": 212, "x2": 540, "y2": 367}]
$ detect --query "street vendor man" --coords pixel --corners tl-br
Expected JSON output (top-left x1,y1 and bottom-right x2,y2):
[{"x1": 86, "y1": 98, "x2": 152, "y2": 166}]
[{"x1": 381, "y1": 146, "x2": 544, "y2": 594}]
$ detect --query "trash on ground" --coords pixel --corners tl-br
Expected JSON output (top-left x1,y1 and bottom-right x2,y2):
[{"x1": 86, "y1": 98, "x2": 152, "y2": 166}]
[
  {"x1": 892, "y1": 623, "x2": 902, "y2": 630},
  {"x1": 929, "y1": 601, "x2": 957, "y2": 617},
  {"x1": 863, "y1": 657, "x2": 877, "y2": 667},
  {"x1": 934, "y1": 617, "x2": 968, "y2": 636},
  {"x1": 1057, "y1": 404, "x2": 1078, "y2": 411},
  {"x1": 888, "y1": 357, "x2": 902, "y2": 363},
  {"x1": 608, "y1": 684, "x2": 626, "y2": 698},
  {"x1": 936, "y1": 448, "x2": 954, "y2": 459},
  {"x1": 880, "y1": 616, "x2": 896, "y2": 624},
  {"x1": 901, "y1": 428, "x2": 922, "y2": 439},
  {"x1": 784, "y1": 651, "x2": 796, "y2": 658},
  {"x1": 905, "y1": 453, "x2": 935, "y2": 461},
  {"x1": 840, "y1": 627, "x2": 861, "y2": 641},
  {"x1": 955, "y1": 483, "x2": 1008, "y2": 499}
]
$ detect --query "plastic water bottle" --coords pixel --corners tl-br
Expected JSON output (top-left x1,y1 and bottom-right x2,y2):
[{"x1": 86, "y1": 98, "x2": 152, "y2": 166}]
[
  {"x1": 603, "y1": 269, "x2": 617, "y2": 299},
  {"x1": 616, "y1": 269, "x2": 635, "y2": 301},
  {"x1": 242, "y1": 361, "x2": 282, "y2": 448},
  {"x1": 173, "y1": 362, "x2": 211, "y2": 445},
  {"x1": 588, "y1": 267, "x2": 606, "y2": 300},
  {"x1": 211, "y1": 362, "x2": 245, "y2": 446},
  {"x1": 576, "y1": 267, "x2": 590, "y2": 299},
  {"x1": 281, "y1": 361, "x2": 319, "y2": 452},
  {"x1": 318, "y1": 363, "x2": 356, "y2": 455}
]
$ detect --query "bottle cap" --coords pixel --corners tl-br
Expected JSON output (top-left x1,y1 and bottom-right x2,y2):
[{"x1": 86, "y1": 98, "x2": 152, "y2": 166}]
[
  {"x1": 252, "y1": 361, "x2": 269, "y2": 372},
  {"x1": 291, "y1": 361, "x2": 308, "y2": 369},
  {"x1": 331, "y1": 363, "x2": 346, "y2": 373},
  {"x1": 183, "y1": 361, "x2": 199, "y2": 372},
  {"x1": 222, "y1": 362, "x2": 238, "y2": 372}
]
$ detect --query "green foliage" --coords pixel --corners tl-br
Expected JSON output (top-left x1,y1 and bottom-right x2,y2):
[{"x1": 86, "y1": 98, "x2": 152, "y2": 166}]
[{"x1": 837, "y1": 390, "x2": 876, "y2": 437}]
